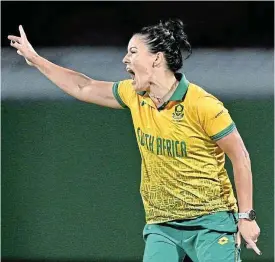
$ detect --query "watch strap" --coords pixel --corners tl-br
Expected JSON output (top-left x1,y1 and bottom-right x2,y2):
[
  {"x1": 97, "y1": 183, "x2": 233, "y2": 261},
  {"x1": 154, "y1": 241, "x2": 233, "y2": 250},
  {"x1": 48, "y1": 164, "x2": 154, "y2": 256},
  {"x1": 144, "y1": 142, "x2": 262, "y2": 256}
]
[{"x1": 238, "y1": 212, "x2": 250, "y2": 219}]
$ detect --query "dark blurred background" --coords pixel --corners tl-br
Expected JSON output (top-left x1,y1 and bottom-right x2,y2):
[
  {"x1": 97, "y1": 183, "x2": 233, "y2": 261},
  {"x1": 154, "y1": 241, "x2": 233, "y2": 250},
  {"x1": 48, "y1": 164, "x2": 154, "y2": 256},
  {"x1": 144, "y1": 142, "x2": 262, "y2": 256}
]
[
  {"x1": 1, "y1": 1, "x2": 274, "y2": 48},
  {"x1": 2, "y1": 1, "x2": 274, "y2": 262}
]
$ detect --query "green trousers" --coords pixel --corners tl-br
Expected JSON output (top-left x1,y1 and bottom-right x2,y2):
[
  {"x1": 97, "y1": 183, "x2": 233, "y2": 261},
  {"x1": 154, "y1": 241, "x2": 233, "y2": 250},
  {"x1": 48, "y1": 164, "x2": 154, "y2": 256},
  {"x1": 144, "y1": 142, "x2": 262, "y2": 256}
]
[{"x1": 143, "y1": 211, "x2": 241, "y2": 262}]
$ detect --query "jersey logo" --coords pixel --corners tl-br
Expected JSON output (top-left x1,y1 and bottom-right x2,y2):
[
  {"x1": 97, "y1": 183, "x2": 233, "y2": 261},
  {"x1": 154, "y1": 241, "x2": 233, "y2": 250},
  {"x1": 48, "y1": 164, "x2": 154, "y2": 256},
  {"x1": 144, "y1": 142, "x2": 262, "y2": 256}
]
[
  {"x1": 140, "y1": 101, "x2": 146, "y2": 106},
  {"x1": 215, "y1": 110, "x2": 224, "y2": 118},
  {"x1": 172, "y1": 104, "x2": 184, "y2": 121},
  {"x1": 218, "y1": 236, "x2": 229, "y2": 245}
]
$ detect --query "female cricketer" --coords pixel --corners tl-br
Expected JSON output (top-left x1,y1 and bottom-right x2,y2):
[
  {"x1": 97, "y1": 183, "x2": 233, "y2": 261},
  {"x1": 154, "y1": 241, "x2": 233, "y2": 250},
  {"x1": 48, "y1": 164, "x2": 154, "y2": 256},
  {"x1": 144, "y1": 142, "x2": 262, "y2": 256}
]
[{"x1": 8, "y1": 19, "x2": 261, "y2": 262}]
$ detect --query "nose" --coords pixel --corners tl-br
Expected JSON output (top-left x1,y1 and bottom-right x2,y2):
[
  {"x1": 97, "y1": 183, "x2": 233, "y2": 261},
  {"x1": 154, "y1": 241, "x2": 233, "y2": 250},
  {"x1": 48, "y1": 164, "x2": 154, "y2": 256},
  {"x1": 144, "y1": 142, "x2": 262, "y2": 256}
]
[{"x1": 122, "y1": 53, "x2": 130, "y2": 64}]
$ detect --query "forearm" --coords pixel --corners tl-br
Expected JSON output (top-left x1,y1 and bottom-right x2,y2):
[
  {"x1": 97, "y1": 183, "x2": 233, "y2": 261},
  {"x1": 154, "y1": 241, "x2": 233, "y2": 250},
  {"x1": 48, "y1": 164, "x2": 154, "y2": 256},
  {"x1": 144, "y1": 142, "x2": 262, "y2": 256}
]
[
  {"x1": 8, "y1": 25, "x2": 120, "y2": 108},
  {"x1": 233, "y1": 154, "x2": 253, "y2": 212},
  {"x1": 31, "y1": 54, "x2": 91, "y2": 98}
]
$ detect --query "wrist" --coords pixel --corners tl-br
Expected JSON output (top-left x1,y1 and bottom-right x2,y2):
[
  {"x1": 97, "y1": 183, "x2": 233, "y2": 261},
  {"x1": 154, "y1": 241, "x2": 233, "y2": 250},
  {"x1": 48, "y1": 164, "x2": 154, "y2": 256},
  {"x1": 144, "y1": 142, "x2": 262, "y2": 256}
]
[
  {"x1": 29, "y1": 53, "x2": 41, "y2": 66},
  {"x1": 238, "y1": 209, "x2": 256, "y2": 221}
]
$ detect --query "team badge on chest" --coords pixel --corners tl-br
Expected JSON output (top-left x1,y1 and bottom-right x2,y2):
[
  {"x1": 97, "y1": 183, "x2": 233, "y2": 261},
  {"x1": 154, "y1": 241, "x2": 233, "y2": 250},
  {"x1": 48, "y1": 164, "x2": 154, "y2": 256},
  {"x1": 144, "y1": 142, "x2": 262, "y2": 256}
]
[{"x1": 172, "y1": 104, "x2": 184, "y2": 121}]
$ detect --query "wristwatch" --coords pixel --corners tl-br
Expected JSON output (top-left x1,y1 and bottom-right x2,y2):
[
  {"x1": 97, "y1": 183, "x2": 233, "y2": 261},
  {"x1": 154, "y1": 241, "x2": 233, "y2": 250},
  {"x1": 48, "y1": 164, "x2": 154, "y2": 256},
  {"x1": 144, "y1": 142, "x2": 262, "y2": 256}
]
[{"x1": 238, "y1": 209, "x2": 256, "y2": 221}]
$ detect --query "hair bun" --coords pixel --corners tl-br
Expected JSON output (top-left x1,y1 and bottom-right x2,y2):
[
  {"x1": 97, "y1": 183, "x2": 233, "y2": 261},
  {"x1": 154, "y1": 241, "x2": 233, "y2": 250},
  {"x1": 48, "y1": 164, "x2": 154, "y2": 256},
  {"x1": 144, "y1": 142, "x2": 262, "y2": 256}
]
[
  {"x1": 138, "y1": 18, "x2": 192, "y2": 72},
  {"x1": 161, "y1": 19, "x2": 187, "y2": 44}
]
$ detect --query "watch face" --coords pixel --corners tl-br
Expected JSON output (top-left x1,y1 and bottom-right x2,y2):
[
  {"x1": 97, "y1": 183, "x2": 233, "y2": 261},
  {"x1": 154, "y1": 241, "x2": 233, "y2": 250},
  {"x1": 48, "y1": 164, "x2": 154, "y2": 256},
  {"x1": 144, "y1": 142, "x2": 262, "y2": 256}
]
[{"x1": 249, "y1": 210, "x2": 256, "y2": 220}]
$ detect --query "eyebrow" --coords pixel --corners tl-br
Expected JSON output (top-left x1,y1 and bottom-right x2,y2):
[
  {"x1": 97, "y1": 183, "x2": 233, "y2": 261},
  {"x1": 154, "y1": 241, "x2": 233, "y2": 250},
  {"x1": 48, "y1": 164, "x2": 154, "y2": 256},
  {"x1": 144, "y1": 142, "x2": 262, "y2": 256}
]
[{"x1": 129, "y1": 47, "x2": 138, "y2": 52}]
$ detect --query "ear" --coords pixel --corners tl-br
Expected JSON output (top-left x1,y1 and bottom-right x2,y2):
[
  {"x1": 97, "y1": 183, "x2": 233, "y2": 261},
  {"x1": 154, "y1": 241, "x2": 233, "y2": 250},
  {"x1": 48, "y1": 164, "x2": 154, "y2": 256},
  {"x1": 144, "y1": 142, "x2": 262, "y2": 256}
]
[{"x1": 153, "y1": 52, "x2": 164, "y2": 68}]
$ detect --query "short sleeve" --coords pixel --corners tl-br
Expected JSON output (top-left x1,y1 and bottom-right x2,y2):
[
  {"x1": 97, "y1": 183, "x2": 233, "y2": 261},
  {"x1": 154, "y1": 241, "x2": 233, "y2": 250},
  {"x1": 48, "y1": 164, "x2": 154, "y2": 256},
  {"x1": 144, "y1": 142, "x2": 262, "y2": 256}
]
[
  {"x1": 197, "y1": 95, "x2": 236, "y2": 141},
  {"x1": 112, "y1": 79, "x2": 137, "y2": 109}
]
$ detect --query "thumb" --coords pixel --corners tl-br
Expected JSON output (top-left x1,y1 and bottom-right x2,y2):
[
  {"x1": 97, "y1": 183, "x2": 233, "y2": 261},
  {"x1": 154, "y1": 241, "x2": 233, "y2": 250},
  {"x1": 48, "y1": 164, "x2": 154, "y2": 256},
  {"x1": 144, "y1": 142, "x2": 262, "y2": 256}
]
[
  {"x1": 17, "y1": 50, "x2": 23, "y2": 56},
  {"x1": 236, "y1": 232, "x2": 241, "y2": 247}
]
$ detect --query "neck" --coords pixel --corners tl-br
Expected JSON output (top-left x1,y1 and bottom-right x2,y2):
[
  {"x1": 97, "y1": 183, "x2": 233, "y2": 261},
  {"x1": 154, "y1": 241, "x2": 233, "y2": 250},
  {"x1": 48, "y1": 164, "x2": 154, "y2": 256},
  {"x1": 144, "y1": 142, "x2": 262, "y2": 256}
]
[{"x1": 148, "y1": 70, "x2": 178, "y2": 104}]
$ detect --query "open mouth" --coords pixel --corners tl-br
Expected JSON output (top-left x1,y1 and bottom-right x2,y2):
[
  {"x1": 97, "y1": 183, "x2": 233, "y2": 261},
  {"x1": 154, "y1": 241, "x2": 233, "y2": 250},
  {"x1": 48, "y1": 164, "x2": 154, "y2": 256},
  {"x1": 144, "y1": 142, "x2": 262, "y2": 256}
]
[{"x1": 126, "y1": 68, "x2": 135, "y2": 80}]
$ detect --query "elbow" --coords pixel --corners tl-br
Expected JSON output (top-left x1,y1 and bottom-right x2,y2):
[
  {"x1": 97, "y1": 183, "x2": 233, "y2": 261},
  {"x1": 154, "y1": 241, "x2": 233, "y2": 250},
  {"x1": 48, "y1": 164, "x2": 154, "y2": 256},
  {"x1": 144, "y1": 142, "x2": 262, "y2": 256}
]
[
  {"x1": 231, "y1": 149, "x2": 251, "y2": 171},
  {"x1": 77, "y1": 74, "x2": 93, "y2": 90},
  {"x1": 243, "y1": 149, "x2": 251, "y2": 163},
  {"x1": 235, "y1": 147, "x2": 250, "y2": 162},
  {"x1": 229, "y1": 149, "x2": 250, "y2": 163}
]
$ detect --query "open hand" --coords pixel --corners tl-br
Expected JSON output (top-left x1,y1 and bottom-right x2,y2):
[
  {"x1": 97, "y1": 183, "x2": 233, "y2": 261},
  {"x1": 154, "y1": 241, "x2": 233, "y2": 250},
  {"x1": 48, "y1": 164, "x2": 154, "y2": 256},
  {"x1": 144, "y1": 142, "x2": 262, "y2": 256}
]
[{"x1": 8, "y1": 25, "x2": 38, "y2": 66}]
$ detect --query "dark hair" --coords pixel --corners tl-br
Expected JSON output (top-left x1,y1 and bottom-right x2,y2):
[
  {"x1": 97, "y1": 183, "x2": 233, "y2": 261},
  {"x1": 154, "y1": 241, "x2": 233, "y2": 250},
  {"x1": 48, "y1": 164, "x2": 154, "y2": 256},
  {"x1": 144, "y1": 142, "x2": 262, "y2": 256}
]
[{"x1": 137, "y1": 19, "x2": 192, "y2": 73}]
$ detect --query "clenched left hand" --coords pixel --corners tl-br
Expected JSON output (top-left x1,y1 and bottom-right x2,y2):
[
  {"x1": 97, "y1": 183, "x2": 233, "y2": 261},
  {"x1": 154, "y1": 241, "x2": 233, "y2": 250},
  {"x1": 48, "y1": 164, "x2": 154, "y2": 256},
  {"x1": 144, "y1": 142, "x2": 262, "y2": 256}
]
[{"x1": 237, "y1": 219, "x2": 261, "y2": 255}]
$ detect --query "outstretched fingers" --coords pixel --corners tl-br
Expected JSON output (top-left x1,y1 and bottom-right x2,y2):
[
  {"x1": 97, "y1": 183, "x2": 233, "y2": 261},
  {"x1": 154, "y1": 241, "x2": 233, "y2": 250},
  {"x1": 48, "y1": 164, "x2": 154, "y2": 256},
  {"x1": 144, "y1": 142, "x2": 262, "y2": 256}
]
[
  {"x1": 10, "y1": 40, "x2": 21, "y2": 49},
  {"x1": 246, "y1": 239, "x2": 262, "y2": 255},
  {"x1": 8, "y1": 35, "x2": 22, "y2": 44},
  {"x1": 19, "y1": 25, "x2": 27, "y2": 42}
]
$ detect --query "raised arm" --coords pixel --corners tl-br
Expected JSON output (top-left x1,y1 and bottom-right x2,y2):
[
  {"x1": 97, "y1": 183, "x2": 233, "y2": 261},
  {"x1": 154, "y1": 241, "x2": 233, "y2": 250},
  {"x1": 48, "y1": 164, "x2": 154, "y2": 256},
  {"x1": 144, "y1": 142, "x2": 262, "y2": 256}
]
[{"x1": 8, "y1": 25, "x2": 123, "y2": 109}]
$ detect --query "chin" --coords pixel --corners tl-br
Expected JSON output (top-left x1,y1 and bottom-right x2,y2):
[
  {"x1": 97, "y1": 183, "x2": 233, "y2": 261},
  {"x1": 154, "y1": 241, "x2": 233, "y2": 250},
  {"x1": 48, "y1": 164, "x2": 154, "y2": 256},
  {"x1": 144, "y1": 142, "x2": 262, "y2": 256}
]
[
  {"x1": 132, "y1": 80, "x2": 139, "y2": 90},
  {"x1": 132, "y1": 81, "x2": 147, "y2": 92},
  {"x1": 133, "y1": 85, "x2": 144, "y2": 92}
]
